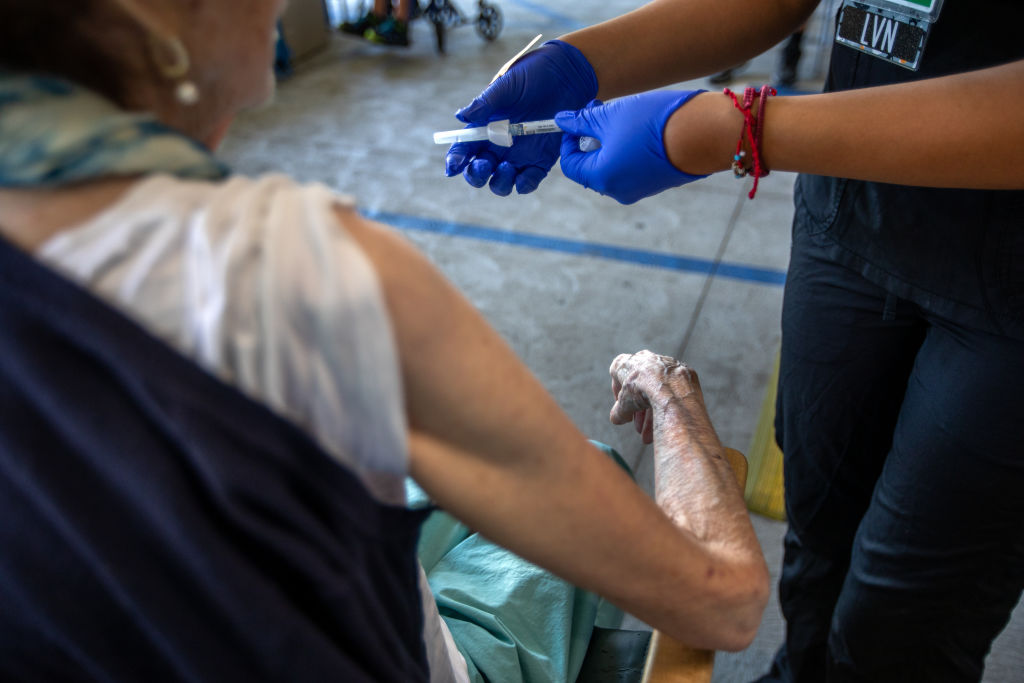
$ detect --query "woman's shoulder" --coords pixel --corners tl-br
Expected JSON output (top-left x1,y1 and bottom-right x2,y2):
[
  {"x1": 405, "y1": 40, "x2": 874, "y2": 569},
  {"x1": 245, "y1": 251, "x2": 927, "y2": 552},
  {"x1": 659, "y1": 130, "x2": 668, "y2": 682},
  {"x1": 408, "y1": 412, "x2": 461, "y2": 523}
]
[
  {"x1": 38, "y1": 172, "x2": 410, "y2": 501},
  {"x1": 44, "y1": 171, "x2": 389, "y2": 372}
]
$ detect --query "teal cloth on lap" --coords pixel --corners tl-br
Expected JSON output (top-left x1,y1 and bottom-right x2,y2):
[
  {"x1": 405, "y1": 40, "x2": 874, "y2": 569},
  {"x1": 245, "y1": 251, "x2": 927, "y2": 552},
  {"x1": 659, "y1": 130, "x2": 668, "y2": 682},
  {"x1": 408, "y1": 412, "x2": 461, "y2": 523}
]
[{"x1": 408, "y1": 441, "x2": 632, "y2": 683}]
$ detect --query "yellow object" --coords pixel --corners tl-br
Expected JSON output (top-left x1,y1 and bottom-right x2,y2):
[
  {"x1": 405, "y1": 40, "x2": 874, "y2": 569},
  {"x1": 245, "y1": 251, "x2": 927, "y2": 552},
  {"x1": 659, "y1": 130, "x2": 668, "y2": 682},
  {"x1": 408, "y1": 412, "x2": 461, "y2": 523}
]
[{"x1": 744, "y1": 352, "x2": 786, "y2": 521}]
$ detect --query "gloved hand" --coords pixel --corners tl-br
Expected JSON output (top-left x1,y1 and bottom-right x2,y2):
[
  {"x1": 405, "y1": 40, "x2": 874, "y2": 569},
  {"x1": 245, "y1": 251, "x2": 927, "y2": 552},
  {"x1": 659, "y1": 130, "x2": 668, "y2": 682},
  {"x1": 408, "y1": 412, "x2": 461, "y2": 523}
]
[
  {"x1": 445, "y1": 40, "x2": 598, "y2": 196},
  {"x1": 555, "y1": 90, "x2": 707, "y2": 205}
]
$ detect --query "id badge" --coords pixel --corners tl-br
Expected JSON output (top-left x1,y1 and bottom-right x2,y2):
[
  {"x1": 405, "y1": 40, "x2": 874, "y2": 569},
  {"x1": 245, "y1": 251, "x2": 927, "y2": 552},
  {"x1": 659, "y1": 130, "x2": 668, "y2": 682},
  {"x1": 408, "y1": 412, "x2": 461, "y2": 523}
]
[{"x1": 835, "y1": 0, "x2": 944, "y2": 70}]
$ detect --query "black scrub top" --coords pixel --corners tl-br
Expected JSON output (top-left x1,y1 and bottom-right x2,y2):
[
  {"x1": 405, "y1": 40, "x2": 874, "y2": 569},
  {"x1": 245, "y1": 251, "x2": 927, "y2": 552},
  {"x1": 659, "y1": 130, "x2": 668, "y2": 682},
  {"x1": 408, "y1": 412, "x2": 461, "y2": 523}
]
[{"x1": 794, "y1": 0, "x2": 1024, "y2": 338}]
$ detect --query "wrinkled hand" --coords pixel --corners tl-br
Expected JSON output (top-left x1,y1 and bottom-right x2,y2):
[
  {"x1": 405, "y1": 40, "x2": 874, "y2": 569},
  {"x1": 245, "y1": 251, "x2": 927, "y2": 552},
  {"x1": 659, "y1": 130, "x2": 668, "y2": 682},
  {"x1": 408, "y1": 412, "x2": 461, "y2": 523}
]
[
  {"x1": 610, "y1": 350, "x2": 702, "y2": 445},
  {"x1": 444, "y1": 40, "x2": 597, "y2": 196},
  {"x1": 556, "y1": 90, "x2": 707, "y2": 205}
]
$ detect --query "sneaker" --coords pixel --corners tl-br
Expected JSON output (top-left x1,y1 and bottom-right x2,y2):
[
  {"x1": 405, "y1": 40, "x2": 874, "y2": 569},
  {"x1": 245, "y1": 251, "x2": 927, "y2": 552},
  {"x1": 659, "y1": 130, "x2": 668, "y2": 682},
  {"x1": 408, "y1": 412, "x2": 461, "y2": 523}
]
[
  {"x1": 364, "y1": 17, "x2": 410, "y2": 46},
  {"x1": 339, "y1": 12, "x2": 379, "y2": 36}
]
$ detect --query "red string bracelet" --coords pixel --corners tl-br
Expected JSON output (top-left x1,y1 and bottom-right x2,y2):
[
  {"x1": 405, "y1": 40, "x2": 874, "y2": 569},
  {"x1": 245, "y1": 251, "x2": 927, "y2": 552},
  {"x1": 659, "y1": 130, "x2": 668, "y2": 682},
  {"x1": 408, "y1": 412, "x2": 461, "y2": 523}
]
[{"x1": 723, "y1": 85, "x2": 777, "y2": 199}]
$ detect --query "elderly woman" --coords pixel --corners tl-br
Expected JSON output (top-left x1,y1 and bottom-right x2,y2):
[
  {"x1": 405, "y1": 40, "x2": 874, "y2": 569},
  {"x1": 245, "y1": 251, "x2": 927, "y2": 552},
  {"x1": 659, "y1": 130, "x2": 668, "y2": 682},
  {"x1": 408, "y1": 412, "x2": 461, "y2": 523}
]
[{"x1": 0, "y1": 1, "x2": 768, "y2": 681}]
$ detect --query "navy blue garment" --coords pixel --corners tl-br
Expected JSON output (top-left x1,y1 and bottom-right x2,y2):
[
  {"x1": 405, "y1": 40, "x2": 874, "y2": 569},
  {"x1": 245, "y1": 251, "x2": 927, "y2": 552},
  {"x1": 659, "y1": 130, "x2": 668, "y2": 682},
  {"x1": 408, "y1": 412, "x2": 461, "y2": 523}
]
[{"x1": 0, "y1": 235, "x2": 431, "y2": 682}]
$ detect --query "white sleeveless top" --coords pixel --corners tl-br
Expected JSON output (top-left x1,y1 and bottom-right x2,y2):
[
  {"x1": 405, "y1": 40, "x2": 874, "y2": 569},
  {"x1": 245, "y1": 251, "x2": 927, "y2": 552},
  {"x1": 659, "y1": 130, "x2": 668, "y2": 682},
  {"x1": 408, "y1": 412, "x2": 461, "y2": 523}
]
[{"x1": 38, "y1": 173, "x2": 469, "y2": 683}]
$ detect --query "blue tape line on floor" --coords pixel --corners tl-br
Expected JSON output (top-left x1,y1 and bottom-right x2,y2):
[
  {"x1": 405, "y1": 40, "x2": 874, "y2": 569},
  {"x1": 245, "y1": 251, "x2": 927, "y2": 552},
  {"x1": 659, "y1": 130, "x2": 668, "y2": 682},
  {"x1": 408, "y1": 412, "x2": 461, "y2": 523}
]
[{"x1": 363, "y1": 209, "x2": 787, "y2": 286}]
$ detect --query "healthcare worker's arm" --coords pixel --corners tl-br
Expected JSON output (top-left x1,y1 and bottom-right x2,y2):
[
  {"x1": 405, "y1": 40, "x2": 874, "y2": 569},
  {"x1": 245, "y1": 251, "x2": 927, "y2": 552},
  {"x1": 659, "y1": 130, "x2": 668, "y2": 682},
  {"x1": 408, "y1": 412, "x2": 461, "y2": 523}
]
[
  {"x1": 563, "y1": 0, "x2": 819, "y2": 100},
  {"x1": 339, "y1": 209, "x2": 770, "y2": 652},
  {"x1": 446, "y1": 0, "x2": 818, "y2": 195},
  {"x1": 555, "y1": 58, "x2": 1024, "y2": 203},
  {"x1": 660, "y1": 59, "x2": 1024, "y2": 189}
]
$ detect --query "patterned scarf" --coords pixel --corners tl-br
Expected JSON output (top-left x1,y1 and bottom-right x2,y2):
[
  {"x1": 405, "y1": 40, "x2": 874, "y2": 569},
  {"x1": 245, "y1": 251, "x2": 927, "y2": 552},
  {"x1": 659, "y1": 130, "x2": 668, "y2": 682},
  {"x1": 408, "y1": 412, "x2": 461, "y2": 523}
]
[{"x1": 0, "y1": 73, "x2": 228, "y2": 187}]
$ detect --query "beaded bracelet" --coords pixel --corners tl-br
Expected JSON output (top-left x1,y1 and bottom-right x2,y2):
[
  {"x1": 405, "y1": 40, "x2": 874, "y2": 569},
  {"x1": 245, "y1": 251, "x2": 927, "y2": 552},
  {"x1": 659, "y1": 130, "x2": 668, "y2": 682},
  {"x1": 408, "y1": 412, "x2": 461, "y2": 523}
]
[{"x1": 723, "y1": 85, "x2": 777, "y2": 199}]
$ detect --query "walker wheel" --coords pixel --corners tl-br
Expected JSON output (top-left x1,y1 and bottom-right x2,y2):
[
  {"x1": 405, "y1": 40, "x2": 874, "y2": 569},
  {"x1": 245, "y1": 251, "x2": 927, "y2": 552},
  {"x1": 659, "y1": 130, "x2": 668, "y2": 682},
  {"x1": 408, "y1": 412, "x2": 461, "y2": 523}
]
[{"x1": 475, "y1": 3, "x2": 502, "y2": 41}]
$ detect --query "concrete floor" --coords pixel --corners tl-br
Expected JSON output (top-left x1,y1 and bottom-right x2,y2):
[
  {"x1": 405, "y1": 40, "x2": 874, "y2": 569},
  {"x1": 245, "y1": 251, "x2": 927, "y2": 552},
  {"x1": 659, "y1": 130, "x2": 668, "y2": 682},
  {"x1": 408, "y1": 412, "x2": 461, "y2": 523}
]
[{"x1": 220, "y1": 1, "x2": 1023, "y2": 679}]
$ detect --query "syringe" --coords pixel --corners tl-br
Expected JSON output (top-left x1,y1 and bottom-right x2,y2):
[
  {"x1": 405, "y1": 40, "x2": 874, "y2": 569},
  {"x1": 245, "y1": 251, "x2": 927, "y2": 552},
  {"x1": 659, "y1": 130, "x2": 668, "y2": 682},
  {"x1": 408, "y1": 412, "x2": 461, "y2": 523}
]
[{"x1": 433, "y1": 118, "x2": 600, "y2": 151}]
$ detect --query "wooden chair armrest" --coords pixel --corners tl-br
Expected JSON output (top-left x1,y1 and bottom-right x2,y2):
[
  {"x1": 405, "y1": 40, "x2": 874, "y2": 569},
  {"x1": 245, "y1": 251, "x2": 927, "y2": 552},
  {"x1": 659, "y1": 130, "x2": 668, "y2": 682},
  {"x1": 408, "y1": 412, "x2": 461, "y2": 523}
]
[{"x1": 640, "y1": 448, "x2": 749, "y2": 683}]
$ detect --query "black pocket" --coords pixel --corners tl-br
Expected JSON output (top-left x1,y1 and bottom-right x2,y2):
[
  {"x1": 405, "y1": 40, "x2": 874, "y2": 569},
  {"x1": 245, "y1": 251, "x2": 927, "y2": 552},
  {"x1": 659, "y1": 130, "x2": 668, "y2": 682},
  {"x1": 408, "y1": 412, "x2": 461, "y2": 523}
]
[{"x1": 794, "y1": 174, "x2": 849, "y2": 237}]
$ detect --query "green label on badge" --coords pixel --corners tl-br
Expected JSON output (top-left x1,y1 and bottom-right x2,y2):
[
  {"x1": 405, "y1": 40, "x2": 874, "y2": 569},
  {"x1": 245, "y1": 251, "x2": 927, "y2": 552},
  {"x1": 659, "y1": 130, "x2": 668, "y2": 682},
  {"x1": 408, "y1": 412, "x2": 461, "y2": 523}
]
[{"x1": 874, "y1": 0, "x2": 943, "y2": 20}]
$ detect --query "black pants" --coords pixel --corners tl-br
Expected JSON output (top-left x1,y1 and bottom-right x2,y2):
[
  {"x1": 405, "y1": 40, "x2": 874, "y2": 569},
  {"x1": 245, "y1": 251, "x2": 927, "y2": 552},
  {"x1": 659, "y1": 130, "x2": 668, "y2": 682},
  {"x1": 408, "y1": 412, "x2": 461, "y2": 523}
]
[{"x1": 758, "y1": 227, "x2": 1024, "y2": 682}]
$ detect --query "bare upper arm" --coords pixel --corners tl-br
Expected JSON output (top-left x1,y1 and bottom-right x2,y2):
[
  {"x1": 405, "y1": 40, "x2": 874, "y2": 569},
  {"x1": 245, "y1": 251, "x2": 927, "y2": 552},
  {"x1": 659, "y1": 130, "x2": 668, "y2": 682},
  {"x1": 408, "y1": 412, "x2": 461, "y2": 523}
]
[{"x1": 332, "y1": 207, "x2": 765, "y2": 648}]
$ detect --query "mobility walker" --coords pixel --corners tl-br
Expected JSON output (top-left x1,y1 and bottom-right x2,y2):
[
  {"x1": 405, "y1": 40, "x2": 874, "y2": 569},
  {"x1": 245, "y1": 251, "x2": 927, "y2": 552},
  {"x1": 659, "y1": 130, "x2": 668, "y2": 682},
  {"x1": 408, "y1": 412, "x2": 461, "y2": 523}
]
[{"x1": 416, "y1": 0, "x2": 503, "y2": 53}]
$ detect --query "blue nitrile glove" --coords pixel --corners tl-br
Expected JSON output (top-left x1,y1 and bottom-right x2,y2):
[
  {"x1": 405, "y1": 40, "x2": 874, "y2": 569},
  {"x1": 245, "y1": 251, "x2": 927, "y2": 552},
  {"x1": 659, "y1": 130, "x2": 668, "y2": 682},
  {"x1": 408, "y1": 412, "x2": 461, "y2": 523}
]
[
  {"x1": 445, "y1": 40, "x2": 597, "y2": 196},
  {"x1": 555, "y1": 90, "x2": 707, "y2": 205}
]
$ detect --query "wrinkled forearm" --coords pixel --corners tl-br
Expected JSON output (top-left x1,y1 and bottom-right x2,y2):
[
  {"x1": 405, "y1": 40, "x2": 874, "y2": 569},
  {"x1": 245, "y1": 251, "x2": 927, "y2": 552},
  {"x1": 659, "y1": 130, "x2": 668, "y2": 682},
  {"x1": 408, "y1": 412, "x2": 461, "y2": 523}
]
[
  {"x1": 650, "y1": 393, "x2": 750, "y2": 543},
  {"x1": 647, "y1": 392, "x2": 770, "y2": 648}
]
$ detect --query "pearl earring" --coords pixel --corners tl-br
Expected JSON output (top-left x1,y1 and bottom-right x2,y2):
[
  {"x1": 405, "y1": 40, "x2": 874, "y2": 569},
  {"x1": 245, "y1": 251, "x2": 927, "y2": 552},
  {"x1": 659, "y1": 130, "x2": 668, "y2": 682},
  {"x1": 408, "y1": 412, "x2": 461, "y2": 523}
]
[
  {"x1": 148, "y1": 34, "x2": 200, "y2": 106},
  {"x1": 175, "y1": 80, "x2": 199, "y2": 106}
]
